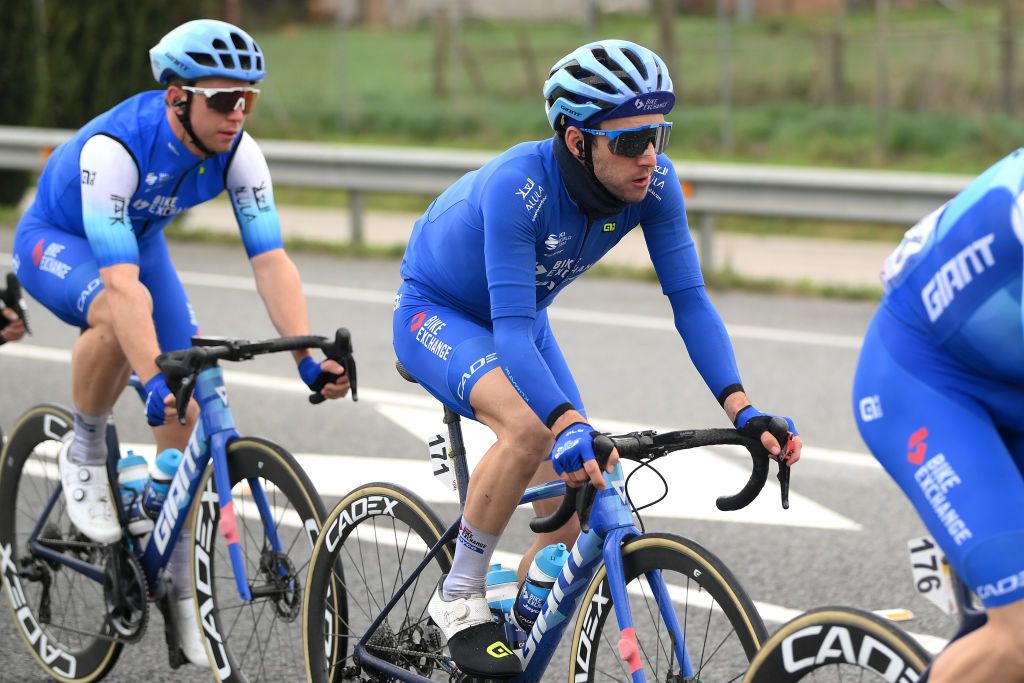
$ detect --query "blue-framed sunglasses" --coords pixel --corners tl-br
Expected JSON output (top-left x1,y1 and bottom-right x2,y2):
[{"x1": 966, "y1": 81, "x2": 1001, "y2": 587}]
[{"x1": 578, "y1": 122, "x2": 672, "y2": 157}]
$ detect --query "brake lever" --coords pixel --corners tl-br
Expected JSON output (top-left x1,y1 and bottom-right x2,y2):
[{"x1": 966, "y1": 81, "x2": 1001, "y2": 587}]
[
  {"x1": 309, "y1": 328, "x2": 358, "y2": 404},
  {"x1": 769, "y1": 421, "x2": 793, "y2": 511}
]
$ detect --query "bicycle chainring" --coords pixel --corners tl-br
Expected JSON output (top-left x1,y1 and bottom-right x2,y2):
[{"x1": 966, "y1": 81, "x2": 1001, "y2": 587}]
[{"x1": 103, "y1": 550, "x2": 149, "y2": 642}]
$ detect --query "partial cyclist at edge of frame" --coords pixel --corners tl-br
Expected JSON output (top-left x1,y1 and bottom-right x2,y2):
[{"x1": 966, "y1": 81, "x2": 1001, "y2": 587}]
[{"x1": 8, "y1": 17, "x2": 351, "y2": 668}]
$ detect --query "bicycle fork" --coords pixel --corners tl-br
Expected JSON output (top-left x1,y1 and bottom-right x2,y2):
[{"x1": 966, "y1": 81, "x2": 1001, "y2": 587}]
[{"x1": 597, "y1": 465, "x2": 689, "y2": 683}]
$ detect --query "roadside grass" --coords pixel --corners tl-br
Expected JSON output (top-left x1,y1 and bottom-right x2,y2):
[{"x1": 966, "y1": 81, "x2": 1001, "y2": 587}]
[{"x1": 244, "y1": 5, "x2": 1018, "y2": 173}]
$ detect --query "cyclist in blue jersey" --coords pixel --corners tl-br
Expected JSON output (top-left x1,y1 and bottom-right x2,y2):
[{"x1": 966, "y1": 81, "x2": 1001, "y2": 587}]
[
  {"x1": 11, "y1": 19, "x2": 350, "y2": 667},
  {"x1": 854, "y1": 150, "x2": 1024, "y2": 683},
  {"x1": 393, "y1": 39, "x2": 802, "y2": 678}
]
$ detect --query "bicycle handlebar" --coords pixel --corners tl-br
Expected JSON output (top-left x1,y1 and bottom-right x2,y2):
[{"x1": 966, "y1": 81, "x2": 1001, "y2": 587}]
[
  {"x1": 530, "y1": 417, "x2": 792, "y2": 534},
  {"x1": 0, "y1": 272, "x2": 31, "y2": 344},
  {"x1": 155, "y1": 328, "x2": 358, "y2": 424}
]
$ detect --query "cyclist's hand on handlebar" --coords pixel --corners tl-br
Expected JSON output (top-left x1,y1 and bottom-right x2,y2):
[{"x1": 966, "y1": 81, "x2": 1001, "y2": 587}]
[
  {"x1": 298, "y1": 356, "x2": 350, "y2": 400},
  {"x1": 143, "y1": 374, "x2": 175, "y2": 427},
  {"x1": 734, "y1": 406, "x2": 802, "y2": 464},
  {"x1": 0, "y1": 306, "x2": 26, "y2": 344},
  {"x1": 551, "y1": 422, "x2": 618, "y2": 489}
]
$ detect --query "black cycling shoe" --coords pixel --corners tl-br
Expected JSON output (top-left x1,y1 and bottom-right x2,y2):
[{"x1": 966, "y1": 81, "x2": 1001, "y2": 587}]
[
  {"x1": 427, "y1": 578, "x2": 521, "y2": 679},
  {"x1": 447, "y1": 621, "x2": 521, "y2": 679}
]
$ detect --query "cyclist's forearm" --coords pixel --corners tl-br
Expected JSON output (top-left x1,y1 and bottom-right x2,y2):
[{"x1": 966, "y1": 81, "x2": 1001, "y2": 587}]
[
  {"x1": 100, "y1": 265, "x2": 162, "y2": 381},
  {"x1": 250, "y1": 248, "x2": 312, "y2": 364}
]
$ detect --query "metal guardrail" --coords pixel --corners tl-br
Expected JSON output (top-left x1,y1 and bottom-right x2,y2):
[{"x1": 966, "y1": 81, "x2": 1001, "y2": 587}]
[{"x1": 0, "y1": 125, "x2": 971, "y2": 264}]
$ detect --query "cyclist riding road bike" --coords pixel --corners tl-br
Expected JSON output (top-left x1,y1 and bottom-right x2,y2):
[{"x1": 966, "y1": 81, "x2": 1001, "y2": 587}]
[
  {"x1": 393, "y1": 39, "x2": 803, "y2": 679},
  {"x1": 854, "y1": 148, "x2": 1024, "y2": 683},
  {"x1": 10, "y1": 19, "x2": 350, "y2": 667}
]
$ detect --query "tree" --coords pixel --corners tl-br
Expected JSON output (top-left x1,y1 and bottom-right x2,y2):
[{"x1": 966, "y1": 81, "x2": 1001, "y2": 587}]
[{"x1": 0, "y1": 0, "x2": 38, "y2": 205}]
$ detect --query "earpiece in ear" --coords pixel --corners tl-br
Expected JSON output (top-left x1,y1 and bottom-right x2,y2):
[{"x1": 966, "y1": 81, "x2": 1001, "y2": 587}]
[
  {"x1": 173, "y1": 99, "x2": 186, "y2": 109},
  {"x1": 575, "y1": 140, "x2": 585, "y2": 161}
]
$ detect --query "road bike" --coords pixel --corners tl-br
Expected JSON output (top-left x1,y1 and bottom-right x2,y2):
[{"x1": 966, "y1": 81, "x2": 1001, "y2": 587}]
[
  {"x1": 302, "y1": 361, "x2": 792, "y2": 682},
  {"x1": 0, "y1": 330, "x2": 356, "y2": 683},
  {"x1": 741, "y1": 534, "x2": 982, "y2": 681}
]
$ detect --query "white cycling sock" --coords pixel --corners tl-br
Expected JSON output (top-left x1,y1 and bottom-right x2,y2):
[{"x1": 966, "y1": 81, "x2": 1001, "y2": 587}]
[
  {"x1": 69, "y1": 408, "x2": 109, "y2": 465},
  {"x1": 168, "y1": 531, "x2": 194, "y2": 601},
  {"x1": 443, "y1": 517, "x2": 498, "y2": 599}
]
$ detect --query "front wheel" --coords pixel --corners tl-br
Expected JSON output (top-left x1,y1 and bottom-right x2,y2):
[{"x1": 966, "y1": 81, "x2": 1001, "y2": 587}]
[
  {"x1": 191, "y1": 436, "x2": 339, "y2": 683},
  {"x1": 303, "y1": 482, "x2": 453, "y2": 683},
  {"x1": 569, "y1": 532, "x2": 767, "y2": 682},
  {"x1": 742, "y1": 606, "x2": 932, "y2": 682}
]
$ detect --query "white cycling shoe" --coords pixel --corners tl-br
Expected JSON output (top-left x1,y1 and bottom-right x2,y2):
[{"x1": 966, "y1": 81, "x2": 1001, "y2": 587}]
[
  {"x1": 170, "y1": 597, "x2": 210, "y2": 668},
  {"x1": 58, "y1": 437, "x2": 121, "y2": 544},
  {"x1": 427, "y1": 577, "x2": 521, "y2": 679}
]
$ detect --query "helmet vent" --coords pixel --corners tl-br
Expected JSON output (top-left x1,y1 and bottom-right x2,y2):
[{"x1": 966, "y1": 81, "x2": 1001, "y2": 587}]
[
  {"x1": 238, "y1": 54, "x2": 252, "y2": 70},
  {"x1": 187, "y1": 51, "x2": 218, "y2": 67},
  {"x1": 256, "y1": 56, "x2": 263, "y2": 71},
  {"x1": 620, "y1": 48, "x2": 649, "y2": 81},
  {"x1": 230, "y1": 32, "x2": 248, "y2": 50},
  {"x1": 212, "y1": 38, "x2": 228, "y2": 50},
  {"x1": 219, "y1": 52, "x2": 236, "y2": 69}
]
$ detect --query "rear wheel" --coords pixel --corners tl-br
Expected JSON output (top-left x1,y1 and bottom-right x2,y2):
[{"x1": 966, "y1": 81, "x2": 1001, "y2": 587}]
[
  {"x1": 0, "y1": 403, "x2": 123, "y2": 682},
  {"x1": 742, "y1": 606, "x2": 932, "y2": 682},
  {"x1": 192, "y1": 436, "x2": 340, "y2": 683}
]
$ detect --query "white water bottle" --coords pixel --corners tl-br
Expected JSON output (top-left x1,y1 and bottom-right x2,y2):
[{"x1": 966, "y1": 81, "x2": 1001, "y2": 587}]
[{"x1": 513, "y1": 543, "x2": 569, "y2": 631}]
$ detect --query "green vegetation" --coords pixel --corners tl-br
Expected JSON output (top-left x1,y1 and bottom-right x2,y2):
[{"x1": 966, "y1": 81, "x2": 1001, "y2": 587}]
[{"x1": 245, "y1": 4, "x2": 1020, "y2": 174}]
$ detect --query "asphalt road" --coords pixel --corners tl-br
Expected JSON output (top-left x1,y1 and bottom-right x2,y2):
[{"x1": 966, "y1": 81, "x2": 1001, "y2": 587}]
[{"x1": 0, "y1": 230, "x2": 956, "y2": 682}]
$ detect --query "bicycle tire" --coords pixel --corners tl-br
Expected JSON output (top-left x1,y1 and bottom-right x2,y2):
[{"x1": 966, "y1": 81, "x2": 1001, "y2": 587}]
[
  {"x1": 742, "y1": 605, "x2": 932, "y2": 682},
  {"x1": 568, "y1": 532, "x2": 767, "y2": 683},
  {"x1": 190, "y1": 436, "x2": 338, "y2": 683},
  {"x1": 303, "y1": 482, "x2": 453, "y2": 683},
  {"x1": 0, "y1": 403, "x2": 124, "y2": 682}
]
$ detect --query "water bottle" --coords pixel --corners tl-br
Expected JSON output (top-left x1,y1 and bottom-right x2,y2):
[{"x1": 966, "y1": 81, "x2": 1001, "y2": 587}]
[
  {"x1": 486, "y1": 563, "x2": 524, "y2": 648},
  {"x1": 143, "y1": 448, "x2": 183, "y2": 520},
  {"x1": 513, "y1": 543, "x2": 570, "y2": 631},
  {"x1": 116, "y1": 452, "x2": 155, "y2": 541}
]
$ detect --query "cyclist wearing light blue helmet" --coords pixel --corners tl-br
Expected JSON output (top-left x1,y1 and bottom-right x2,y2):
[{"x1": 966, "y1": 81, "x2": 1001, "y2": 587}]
[
  {"x1": 395, "y1": 39, "x2": 802, "y2": 678},
  {"x1": 11, "y1": 19, "x2": 351, "y2": 667}
]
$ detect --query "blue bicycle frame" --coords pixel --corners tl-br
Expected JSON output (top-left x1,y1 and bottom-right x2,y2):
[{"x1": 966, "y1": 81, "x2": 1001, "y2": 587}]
[
  {"x1": 27, "y1": 365, "x2": 283, "y2": 602},
  {"x1": 354, "y1": 464, "x2": 692, "y2": 683}
]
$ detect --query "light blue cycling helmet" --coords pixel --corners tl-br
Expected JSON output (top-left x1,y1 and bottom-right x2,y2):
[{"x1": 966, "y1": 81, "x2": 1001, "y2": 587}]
[
  {"x1": 150, "y1": 19, "x2": 265, "y2": 85},
  {"x1": 543, "y1": 39, "x2": 674, "y2": 131}
]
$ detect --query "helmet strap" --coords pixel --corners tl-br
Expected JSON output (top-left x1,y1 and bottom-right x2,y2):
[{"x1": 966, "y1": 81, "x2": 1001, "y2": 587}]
[{"x1": 175, "y1": 87, "x2": 216, "y2": 158}]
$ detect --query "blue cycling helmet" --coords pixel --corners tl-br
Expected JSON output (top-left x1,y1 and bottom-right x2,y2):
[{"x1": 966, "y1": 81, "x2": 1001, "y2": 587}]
[
  {"x1": 543, "y1": 40, "x2": 674, "y2": 132},
  {"x1": 150, "y1": 19, "x2": 265, "y2": 85}
]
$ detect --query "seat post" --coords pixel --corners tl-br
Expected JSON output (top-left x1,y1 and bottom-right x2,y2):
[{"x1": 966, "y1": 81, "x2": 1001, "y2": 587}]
[{"x1": 442, "y1": 406, "x2": 471, "y2": 508}]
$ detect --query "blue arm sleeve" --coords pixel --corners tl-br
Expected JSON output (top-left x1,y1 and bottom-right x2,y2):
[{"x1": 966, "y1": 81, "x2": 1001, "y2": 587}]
[
  {"x1": 480, "y1": 163, "x2": 573, "y2": 424},
  {"x1": 667, "y1": 286, "x2": 743, "y2": 398},
  {"x1": 493, "y1": 315, "x2": 574, "y2": 425}
]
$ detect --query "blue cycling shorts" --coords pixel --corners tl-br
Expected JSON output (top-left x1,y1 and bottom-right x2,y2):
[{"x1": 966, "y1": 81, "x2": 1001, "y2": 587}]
[
  {"x1": 853, "y1": 305, "x2": 1024, "y2": 608},
  {"x1": 392, "y1": 280, "x2": 583, "y2": 420},
  {"x1": 13, "y1": 215, "x2": 198, "y2": 352}
]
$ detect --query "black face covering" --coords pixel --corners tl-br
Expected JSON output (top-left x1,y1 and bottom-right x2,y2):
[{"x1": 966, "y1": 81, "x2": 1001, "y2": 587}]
[{"x1": 552, "y1": 134, "x2": 628, "y2": 222}]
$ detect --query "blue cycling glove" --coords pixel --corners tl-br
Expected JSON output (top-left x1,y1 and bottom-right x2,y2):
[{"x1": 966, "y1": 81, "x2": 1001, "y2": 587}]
[
  {"x1": 550, "y1": 422, "x2": 598, "y2": 477},
  {"x1": 298, "y1": 357, "x2": 321, "y2": 388},
  {"x1": 734, "y1": 405, "x2": 797, "y2": 455},
  {"x1": 144, "y1": 374, "x2": 173, "y2": 427}
]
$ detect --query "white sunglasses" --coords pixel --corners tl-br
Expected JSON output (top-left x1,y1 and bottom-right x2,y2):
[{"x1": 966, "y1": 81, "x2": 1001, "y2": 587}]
[{"x1": 180, "y1": 85, "x2": 261, "y2": 114}]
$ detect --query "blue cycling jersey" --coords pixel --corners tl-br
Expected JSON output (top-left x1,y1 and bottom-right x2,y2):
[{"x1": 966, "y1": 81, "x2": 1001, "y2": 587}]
[
  {"x1": 855, "y1": 148, "x2": 1024, "y2": 608},
  {"x1": 401, "y1": 138, "x2": 703, "y2": 322},
  {"x1": 879, "y1": 148, "x2": 1024, "y2": 382},
  {"x1": 398, "y1": 137, "x2": 741, "y2": 423},
  {"x1": 26, "y1": 90, "x2": 283, "y2": 268}
]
